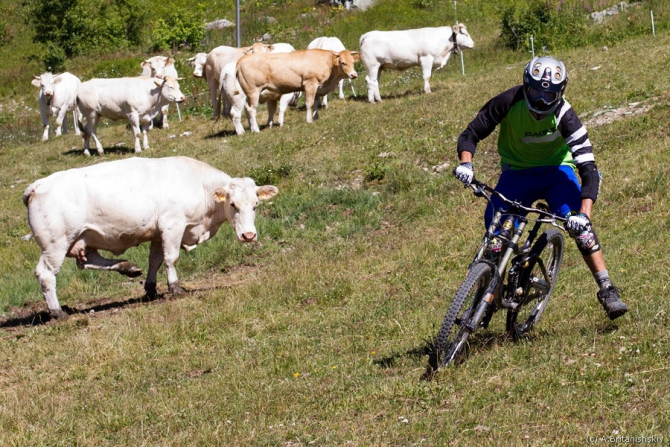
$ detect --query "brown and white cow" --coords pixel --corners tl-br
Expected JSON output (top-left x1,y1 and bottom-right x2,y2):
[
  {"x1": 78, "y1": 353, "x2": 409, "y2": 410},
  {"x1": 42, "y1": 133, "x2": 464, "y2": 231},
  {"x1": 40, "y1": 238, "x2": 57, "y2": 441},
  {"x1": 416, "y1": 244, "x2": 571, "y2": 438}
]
[
  {"x1": 76, "y1": 76, "x2": 185, "y2": 156},
  {"x1": 218, "y1": 42, "x2": 297, "y2": 135},
  {"x1": 236, "y1": 49, "x2": 361, "y2": 132},
  {"x1": 203, "y1": 42, "x2": 273, "y2": 120},
  {"x1": 22, "y1": 156, "x2": 279, "y2": 318},
  {"x1": 31, "y1": 72, "x2": 82, "y2": 141},
  {"x1": 359, "y1": 24, "x2": 475, "y2": 102},
  {"x1": 139, "y1": 56, "x2": 180, "y2": 129}
]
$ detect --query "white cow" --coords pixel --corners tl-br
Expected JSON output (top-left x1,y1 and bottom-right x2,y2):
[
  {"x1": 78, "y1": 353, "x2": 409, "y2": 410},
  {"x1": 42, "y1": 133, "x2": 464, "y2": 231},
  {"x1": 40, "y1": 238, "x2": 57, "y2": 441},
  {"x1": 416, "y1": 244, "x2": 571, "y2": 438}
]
[
  {"x1": 31, "y1": 72, "x2": 82, "y2": 141},
  {"x1": 236, "y1": 49, "x2": 361, "y2": 132},
  {"x1": 187, "y1": 52, "x2": 208, "y2": 78},
  {"x1": 22, "y1": 156, "x2": 279, "y2": 318},
  {"x1": 76, "y1": 76, "x2": 185, "y2": 156},
  {"x1": 359, "y1": 24, "x2": 475, "y2": 103},
  {"x1": 218, "y1": 43, "x2": 296, "y2": 135},
  {"x1": 203, "y1": 42, "x2": 273, "y2": 121},
  {"x1": 307, "y1": 36, "x2": 355, "y2": 107},
  {"x1": 140, "y1": 56, "x2": 180, "y2": 129}
]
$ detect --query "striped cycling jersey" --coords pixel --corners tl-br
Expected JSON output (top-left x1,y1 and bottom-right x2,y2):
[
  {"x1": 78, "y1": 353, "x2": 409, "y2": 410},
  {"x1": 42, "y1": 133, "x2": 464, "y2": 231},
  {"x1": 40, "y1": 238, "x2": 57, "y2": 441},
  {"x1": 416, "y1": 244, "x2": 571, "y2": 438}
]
[{"x1": 457, "y1": 85, "x2": 595, "y2": 170}]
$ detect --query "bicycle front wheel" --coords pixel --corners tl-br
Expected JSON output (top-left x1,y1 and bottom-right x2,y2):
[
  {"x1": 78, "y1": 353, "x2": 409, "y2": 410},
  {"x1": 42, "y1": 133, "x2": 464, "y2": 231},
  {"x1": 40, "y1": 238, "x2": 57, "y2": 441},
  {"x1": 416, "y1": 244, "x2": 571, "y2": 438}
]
[
  {"x1": 435, "y1": 262, "x2": 494, "y2": 367},
  {"x1": 506, "y1": 229, "x2": 564, "y2": 339}
]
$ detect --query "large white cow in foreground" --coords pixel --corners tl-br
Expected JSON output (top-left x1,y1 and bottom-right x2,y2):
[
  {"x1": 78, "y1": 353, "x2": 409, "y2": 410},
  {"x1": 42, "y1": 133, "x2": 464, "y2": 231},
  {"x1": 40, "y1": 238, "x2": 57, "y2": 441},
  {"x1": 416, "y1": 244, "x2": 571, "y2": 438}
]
[
  {"x1": 22, "y1": 156, "x2": 279, "y2": 319},
  {"x1": 31, "y1": 72, "x2": 81, "y2": 141},
  {"x1": 236, "y1": 49, "x2": 361, "y2": 132},
  {"x1": 76, "y1": 76, "x2": 185, "y2": 155},
  {"x1": 219, "y1": 43, "x2": 297, "y2": 135},
  {"x1": 307, "y1": 36, "x2": 354, "y2": 107},
  {"x1": 359, "y1": 24, "x2": 475, "y2": 103},
  {"x1": 140, "y1": 56, "x2": 180, "y2": 129}
]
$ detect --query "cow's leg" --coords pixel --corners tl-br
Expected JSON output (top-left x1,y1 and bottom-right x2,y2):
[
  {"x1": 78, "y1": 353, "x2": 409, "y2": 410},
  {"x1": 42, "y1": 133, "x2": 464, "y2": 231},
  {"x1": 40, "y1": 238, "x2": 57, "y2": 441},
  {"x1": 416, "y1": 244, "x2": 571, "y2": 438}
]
[
  {"x1": 277, "y1": 94, "x2": 291, "y2": 127},
  {"x1": 365, "y1": 63, "x2": 382, "y2": 103},
  {"x1": 145, "y1": 240, "x2": 164, "y2": 299},
  {"x1": 39, "y1": 103, "x2": 50, "y2": 141},
  {"x1": 419, "y1": 55, "x2": 435, "y2": 94},
  {"x1": 72, "y1": 107, "x2": 82, "y2": 136},
  {"x1": 84, "y1": 113, "x2": 104, "y2": 156},
  {"x1": 56, "y1": 107, "x2": 67, "y2": 136},
  {"x1": 304, "y1": 84, "x2": 318, "y2": 123},
  {"x1": 161, "y1": 105, "x2": 169, "y2": 129},
  {"x1": 230, "y1": 104, "x2": 246, "y2": 135},
  {"x1": 71, "y1": 243, "x2": 142, "y2": 277},
  {"x1": 127, "y1": 113, "x2": 143, "y2": 153},
  {"x1": 338, "y1": 79, "x2": 345, "y2": 100},
  {"x1": 160, "y1": 233, "x2": 185, "y2": 296},
  {"x1": 35, "y1": 250, "x2": 68, "y2": 319},
  {"x1": 266, "y1": 100, "x2": 277, "y2": 128},
  {"x1": 313, "y1": 96, "x2": 323, "y2": 120},
  {"x1": 322, "y1": 94, "x2": 328, "y2": 109},
  {"x1": 209, "y1": 79, "x2": 220, "y2": 121},
  {"x1": 244, "y1": 91, "x2": 261, "y2": 133}
]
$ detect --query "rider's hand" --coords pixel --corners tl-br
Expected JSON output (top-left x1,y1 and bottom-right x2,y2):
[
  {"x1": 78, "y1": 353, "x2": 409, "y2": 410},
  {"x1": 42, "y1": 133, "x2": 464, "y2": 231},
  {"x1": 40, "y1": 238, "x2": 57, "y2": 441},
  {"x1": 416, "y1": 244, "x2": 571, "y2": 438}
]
[
  {"x1": 453, "y1": 162, "x2": 474, "y2": 186},
  {"x1": 565, "y1": 212, "x2": 591, "y2": 237}
]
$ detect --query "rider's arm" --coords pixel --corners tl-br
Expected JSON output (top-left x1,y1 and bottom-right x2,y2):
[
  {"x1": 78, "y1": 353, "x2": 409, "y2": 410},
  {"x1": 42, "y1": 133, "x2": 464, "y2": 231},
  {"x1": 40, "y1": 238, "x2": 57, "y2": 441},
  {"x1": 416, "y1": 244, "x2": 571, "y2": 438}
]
[
  {"x1": 556, "y1": 100, "x2": 601, "y2": 203},
  {"x1": 580, "y1": 198, "x2": 594, "y2": 219},
  {"x1": 457, "y1": 86, "x2": 521, "y2": 159}
]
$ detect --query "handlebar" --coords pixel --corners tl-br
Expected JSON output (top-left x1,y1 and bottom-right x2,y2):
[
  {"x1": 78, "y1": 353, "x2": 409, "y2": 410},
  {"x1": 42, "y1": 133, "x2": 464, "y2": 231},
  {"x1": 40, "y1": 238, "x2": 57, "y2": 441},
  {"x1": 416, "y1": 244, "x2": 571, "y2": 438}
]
[{"x1": 469, "y1": 178, "x2": 567, "y2": 223}]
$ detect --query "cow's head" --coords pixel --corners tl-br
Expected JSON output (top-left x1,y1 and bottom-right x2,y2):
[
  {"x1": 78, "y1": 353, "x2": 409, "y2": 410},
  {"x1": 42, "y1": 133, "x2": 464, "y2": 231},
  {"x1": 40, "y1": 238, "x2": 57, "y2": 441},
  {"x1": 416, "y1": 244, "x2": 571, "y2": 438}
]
[
  {"x1": 141, "y1": 56, "x2": 173, "y2": 79},
  {"x1": 154, "y1": 76, "x2": 186, "y2": 103},
  {"x1": 244, "y1": 41, "x2": 273, "y2": 55},
  {"x1": 336, "y1": 50, "x2": 360, "y2": 80},
  {"x1": 188, "y1": 53, "x2": 208, "y2": 78},
  {"x1": 31, "y1": 72, "x2": 61, "y2": 98},
  {"x1": 452, "y1": 24, "x2": 475, "y2": 51},
  {"x1": 214, "y1": 178, "x2": 279, "y2": 242}
]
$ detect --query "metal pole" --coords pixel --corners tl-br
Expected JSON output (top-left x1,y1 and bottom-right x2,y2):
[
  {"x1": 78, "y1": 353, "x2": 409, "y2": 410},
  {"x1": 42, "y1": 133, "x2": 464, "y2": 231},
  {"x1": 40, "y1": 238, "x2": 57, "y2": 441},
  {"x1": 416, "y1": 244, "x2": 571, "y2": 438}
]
[
  {"x1": 236, "y1": 0, "x2": 241, "y2": 47},
  {"x1": 453, "y1": 0, "x2": 465, "y2": 76},
  {"x1": 651, "y1": 10, "x2": 655, "y2": 36}
]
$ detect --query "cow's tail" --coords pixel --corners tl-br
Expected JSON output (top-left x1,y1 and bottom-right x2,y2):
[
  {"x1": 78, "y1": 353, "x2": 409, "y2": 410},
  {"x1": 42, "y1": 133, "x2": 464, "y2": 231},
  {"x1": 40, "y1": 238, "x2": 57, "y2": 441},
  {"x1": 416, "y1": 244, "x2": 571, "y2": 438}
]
[
  {"x1": 75, "y1": 97, "x2": 86, "y2": 136},
  {"x1": 22, "y1": 181, "x2": 37, "y2": 207}
]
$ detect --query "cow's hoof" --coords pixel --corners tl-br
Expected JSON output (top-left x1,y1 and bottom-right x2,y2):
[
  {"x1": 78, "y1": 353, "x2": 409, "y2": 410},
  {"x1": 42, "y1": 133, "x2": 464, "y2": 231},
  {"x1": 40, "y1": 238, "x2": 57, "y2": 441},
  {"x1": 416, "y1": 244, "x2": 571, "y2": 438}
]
[
  {"x1": 117, "y1": 261, "x2": 143, "y2": 278},
  {"x1": 49, "y1": 308, "x2": 68, "y2": 320},
  {"x1": 144, "y1": 282, "x2": 158, "y2": 299},
  {"x1": 169, "y1": 285, "x2": 186, "y2": 296}
]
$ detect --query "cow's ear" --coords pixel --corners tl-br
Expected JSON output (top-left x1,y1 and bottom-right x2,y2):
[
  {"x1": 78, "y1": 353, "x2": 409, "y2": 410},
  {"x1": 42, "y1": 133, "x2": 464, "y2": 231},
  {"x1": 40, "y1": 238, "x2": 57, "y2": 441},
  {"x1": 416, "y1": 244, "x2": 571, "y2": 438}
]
[
  {"x1": 256, "y1": 185, "x2": 279, "y2": 201},
  {"x1": 213, "y1": 188, "x2": 228, "y2": 203},
  {"x1": 452, "y1": 24, "x2": 462, "y2": 33},
  {"x1": 166, "y1": 57, "x2": 175, "y2": 66},
  {"x1": 31, "y1": 78, "x2": 41, "y2": 87},
  {"x1": 54, "y1": 76, "x2": 63, "y2": 84},
  {"x1": 154, "y1": 78, "x2": 165, "y2": 87},
  {"x1": 351, "y1": 51, "x2": 362, "y2": 62},
  {"x1": 140, "y1": 60, "x2": 149, "y2": 68},
  {"x1": 266, "y1": 44, "x2": 275, "y2": 52}
]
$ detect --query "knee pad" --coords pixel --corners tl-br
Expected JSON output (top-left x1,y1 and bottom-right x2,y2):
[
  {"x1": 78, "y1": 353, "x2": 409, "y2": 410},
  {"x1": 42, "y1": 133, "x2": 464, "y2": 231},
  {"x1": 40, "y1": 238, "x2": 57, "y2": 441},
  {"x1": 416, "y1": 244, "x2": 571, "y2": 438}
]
[{"x1": 572, "y1": 224, "x2": 601, "y2": 255}]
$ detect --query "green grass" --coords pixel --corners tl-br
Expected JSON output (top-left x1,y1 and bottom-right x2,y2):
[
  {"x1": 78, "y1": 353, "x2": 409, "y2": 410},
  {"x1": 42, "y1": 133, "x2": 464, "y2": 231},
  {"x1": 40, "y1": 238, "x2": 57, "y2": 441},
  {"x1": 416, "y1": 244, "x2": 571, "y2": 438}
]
[{"x1": 0, "y1": 0, "x2": 669, "y2": 445}]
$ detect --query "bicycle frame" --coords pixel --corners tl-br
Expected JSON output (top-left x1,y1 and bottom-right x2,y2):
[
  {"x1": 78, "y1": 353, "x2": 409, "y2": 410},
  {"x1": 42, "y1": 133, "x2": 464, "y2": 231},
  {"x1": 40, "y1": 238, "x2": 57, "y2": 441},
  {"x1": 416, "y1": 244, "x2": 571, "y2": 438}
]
[{"x1": 463, "y1": 179, "x2": 566, "y2": 331}]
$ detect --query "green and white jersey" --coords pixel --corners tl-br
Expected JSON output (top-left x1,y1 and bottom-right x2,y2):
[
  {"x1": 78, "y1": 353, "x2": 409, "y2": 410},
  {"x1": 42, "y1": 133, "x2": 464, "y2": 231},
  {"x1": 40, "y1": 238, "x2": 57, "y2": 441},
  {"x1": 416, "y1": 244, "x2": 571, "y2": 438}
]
[{"x1": 457, "y1": 85, "x2": 595, "y2": 171}]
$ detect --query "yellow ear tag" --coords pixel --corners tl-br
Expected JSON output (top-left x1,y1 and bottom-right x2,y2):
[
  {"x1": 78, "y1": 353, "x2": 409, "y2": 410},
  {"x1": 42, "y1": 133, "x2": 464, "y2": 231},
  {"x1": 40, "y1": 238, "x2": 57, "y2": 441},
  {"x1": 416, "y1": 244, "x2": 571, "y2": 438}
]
[{"x1": 214, "y1": 190, "x2": 227, "y2": 203}]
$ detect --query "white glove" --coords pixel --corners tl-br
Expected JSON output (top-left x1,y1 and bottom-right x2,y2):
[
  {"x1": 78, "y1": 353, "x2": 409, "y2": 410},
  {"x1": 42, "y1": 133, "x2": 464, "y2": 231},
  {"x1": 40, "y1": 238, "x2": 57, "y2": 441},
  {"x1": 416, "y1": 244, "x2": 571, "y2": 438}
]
[
  {"x1": 453, "y1": 162, "x2": 474, "y2": 186},
  {"x1": 565, "y1": 212, "x2": 591, "y2": 237}
]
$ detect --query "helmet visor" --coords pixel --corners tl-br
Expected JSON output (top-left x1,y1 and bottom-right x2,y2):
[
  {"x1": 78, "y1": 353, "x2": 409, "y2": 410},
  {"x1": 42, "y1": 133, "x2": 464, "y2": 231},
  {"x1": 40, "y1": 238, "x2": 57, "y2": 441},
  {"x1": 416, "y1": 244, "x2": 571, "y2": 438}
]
[{"x1": 527, "y1": 87, "x2": 558, "y2": 105}]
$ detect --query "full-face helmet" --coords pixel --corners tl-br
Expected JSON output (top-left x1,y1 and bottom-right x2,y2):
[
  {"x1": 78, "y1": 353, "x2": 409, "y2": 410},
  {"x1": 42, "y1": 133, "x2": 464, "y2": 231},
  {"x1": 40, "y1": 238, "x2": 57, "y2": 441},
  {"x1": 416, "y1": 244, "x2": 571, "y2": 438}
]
[{"x1": 523, "y1": 56, "x2": 568, "y2": 117}]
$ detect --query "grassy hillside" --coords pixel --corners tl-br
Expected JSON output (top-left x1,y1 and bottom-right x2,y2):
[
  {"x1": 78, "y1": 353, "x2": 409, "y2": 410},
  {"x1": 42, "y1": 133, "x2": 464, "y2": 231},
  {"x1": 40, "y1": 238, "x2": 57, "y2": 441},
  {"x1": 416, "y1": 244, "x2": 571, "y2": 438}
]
[{"x1": 1, "y1": 0, "x2": 669, "y2": 444}]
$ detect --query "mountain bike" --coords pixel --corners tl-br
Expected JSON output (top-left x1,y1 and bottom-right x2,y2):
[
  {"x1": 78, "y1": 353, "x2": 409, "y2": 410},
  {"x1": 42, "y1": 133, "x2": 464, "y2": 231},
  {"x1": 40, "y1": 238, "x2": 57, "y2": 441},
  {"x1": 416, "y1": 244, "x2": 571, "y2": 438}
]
[{"x1": 433, "y1": 178, "x2": 567, "y2": 369}]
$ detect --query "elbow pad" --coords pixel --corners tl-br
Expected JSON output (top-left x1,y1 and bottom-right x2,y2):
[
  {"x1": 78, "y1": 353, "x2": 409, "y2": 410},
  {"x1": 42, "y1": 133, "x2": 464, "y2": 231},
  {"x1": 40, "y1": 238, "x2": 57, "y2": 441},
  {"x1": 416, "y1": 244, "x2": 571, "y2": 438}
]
[{"x1": 578, "y1": 163, "x2": 601, "y2": 202}]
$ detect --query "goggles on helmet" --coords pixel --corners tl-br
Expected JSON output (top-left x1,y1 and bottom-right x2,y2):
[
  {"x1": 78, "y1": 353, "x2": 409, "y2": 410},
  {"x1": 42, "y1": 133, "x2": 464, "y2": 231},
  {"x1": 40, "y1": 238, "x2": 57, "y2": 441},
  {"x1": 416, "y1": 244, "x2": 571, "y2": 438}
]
[{"x1": 526, "y1": 87, "x2": 558, "y2": 105}]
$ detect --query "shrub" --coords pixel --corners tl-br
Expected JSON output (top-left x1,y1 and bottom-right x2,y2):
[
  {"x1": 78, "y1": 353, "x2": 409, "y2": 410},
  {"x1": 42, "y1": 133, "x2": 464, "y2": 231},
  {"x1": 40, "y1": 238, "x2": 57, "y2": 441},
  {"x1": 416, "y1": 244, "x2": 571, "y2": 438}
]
[{"x1": 150, "y1": 8, "x2": 205, "y2": 52}]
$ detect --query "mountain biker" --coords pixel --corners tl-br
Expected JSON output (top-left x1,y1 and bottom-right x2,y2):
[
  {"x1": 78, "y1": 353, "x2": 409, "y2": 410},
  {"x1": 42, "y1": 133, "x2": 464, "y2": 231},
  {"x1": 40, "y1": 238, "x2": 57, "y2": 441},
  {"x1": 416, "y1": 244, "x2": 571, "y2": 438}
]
[{"x1": 452, "y1": 56, "x2": 628, "y2": 320}]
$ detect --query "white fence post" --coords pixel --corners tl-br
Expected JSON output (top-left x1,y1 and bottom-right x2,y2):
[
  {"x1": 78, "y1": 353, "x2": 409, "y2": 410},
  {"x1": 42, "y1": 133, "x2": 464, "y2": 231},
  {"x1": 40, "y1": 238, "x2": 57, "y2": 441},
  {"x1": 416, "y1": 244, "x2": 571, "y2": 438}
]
[{"x1": 651, "y1": 10, "x2": 655, "y2": 36}]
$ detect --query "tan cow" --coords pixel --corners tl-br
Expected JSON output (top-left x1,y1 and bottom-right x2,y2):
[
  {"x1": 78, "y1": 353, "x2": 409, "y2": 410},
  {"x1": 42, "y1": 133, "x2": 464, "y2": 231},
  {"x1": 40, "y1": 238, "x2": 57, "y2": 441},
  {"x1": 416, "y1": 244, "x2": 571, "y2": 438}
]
[
  {"x1": 203, "y1": 42, "x2": 272, "y2": 120},
  {"x1": 236, "y1": 49, "x2": 361, "y2": 132}
]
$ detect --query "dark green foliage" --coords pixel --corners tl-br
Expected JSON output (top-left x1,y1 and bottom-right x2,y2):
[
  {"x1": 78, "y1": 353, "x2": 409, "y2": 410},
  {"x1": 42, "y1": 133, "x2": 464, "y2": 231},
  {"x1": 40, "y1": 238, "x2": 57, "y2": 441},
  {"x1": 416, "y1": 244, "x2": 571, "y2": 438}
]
[
  {"x1": 24, "y1": 0, "x2": 148, "y2": 70},
  {"x1": 150, "y1": 7, "x2": 205, "y2": 52}
]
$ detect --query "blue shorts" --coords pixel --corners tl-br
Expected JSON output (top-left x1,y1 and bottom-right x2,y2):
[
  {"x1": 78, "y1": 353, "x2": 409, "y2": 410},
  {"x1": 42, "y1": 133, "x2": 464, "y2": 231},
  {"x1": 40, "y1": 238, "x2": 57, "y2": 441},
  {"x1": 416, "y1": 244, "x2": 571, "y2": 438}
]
[{"x1": 484, "y1": 165, "x2": 582, "y2": 228}]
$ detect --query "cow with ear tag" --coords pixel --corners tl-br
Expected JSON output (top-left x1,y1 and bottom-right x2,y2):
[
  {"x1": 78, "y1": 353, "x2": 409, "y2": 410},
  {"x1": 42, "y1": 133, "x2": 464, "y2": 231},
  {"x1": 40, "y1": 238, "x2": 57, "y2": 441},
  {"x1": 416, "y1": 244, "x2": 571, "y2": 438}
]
[{"x1": 22, "y1": 156, "x2": 279, "y2": 319}]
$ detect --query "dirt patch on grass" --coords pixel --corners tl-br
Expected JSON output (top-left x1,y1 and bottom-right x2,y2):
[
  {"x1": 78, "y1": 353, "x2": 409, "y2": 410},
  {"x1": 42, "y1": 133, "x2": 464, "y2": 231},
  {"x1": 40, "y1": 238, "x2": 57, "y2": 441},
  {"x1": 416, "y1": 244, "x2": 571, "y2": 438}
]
[{"x1": 581, "y1": 96, "x2": 660, "y2": 127}]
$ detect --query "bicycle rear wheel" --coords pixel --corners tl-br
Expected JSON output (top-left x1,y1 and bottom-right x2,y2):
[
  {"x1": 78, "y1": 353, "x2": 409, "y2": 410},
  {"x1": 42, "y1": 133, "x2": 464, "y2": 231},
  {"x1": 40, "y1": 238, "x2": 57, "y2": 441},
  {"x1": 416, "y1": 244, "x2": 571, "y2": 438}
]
[
  {"x1": 506, "y1": 229, "x2": 564, "y2": 339},
  {"x1": 435, "y1": 262, "x2": 494, "y2": 367}
]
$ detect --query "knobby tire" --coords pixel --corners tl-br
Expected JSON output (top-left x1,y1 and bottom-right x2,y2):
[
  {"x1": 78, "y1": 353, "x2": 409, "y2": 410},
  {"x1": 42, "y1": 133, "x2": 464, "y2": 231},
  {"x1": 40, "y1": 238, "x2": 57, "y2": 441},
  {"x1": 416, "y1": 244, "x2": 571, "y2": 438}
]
[
  {"x1": 435, "y1": 262, "x2": 493, "y2": 367},
  {"x1": 506, "y1": 229, "x2": 564, "y2": 339}
]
